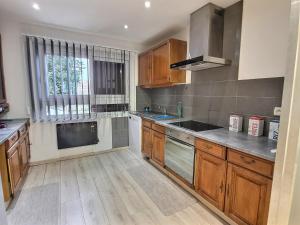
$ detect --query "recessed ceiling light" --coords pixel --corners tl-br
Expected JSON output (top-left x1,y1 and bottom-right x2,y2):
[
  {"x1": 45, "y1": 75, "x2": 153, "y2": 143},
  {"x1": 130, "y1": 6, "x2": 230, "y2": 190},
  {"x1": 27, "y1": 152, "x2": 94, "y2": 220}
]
[
  {"x1": 32, "y1": 3, "x2": 40, "y2": 10},
  {"x1": 145, "y1": 1, "x2": 151, "y2": 8},
  {"x1": 124, "y1": 24, "x2": 128, "y2": 29}
]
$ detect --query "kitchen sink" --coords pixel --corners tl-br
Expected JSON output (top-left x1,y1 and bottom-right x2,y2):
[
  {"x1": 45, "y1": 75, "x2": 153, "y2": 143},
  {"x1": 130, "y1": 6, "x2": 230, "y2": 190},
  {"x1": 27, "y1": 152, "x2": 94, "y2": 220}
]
[
  {"x1": 142, "y1": 112, "x2": 177, "y2": 121},
  {"x1": 152, "y1": 115, "x2": 177, "y2": 120}
]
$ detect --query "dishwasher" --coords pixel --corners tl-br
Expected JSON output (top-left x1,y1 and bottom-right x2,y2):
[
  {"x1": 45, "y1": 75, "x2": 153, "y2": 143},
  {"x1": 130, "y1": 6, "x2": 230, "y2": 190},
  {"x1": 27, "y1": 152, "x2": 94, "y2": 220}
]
[
  {"x1": 164, "y1": 128, "x2": 195, "y2": 186},
  {"x1": 128, "y1": 113, "x2": 142, "y2": 156}
]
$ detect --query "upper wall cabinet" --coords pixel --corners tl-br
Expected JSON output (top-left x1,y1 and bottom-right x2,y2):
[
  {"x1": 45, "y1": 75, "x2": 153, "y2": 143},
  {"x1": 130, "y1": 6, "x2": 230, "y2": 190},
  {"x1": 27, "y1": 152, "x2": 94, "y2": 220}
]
[
  {"x1": 138, "y1": 39, "x2": 187, "y2": 88},
  {"x1": 238, "y1": 0, "x2": 290, "y2": 80}
]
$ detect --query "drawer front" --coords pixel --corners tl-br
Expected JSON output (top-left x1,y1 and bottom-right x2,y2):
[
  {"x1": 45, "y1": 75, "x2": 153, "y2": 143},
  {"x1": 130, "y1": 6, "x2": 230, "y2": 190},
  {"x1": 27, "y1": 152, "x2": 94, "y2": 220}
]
[
  {"x1": 152, "y1": 123, "x2": 165, "y2": 134},
  {"x1": 6, "y1": 132, "x2": 19, "y2": 149},
  {"x1": 142, "y1": 119, "x2": 152, "y2": 128},
  {"x1": 195, "y1": 138, "x2": 226, "y2": 159},
  {"x1": 19, "y1": 125, "x2": 27, "y2": 137},
  {"x1": 227, "y1": 149, "x2": 274, "y2": 178}
]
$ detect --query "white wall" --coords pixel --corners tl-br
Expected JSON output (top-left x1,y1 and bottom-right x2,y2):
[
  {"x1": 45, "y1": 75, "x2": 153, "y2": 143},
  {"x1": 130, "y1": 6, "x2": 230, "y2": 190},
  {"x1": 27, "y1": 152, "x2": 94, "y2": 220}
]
[{"x1": 0, "y1": 17, "x2": 141, "y2": 162}]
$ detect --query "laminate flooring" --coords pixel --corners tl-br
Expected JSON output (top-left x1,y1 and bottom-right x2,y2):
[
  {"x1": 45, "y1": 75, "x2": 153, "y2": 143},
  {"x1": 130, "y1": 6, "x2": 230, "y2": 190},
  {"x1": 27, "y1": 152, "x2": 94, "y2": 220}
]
[{"x1": 7, "y1": 149, "x2": 226, "y2": 225}]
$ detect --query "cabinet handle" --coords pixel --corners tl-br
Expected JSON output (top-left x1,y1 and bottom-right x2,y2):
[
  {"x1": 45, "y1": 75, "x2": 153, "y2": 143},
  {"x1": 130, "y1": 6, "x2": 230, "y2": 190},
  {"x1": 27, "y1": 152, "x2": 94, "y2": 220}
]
[{"x1": 240, "y1": 156, "x2": 256, "y2": 164}]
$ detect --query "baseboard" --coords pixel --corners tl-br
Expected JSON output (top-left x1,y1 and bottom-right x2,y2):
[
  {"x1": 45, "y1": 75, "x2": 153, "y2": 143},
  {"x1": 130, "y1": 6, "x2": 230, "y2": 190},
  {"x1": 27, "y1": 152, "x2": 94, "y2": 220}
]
[{"x1": 29, "y1": 146, "x2": 129, "y2": 166}]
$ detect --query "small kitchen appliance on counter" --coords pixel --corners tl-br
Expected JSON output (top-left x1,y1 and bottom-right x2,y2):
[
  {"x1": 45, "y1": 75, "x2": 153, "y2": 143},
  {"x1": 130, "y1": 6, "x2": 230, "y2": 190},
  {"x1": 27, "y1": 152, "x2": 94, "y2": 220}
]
[
  {"x1": 229, "y1": 114, "x2": 243, "y2": 132},
  {"x1": 248, "y1": 116, "x2": 264, "y2": 136},
  {"x1": 269, "y1": 120, "x2": 280, "y2": 141}
]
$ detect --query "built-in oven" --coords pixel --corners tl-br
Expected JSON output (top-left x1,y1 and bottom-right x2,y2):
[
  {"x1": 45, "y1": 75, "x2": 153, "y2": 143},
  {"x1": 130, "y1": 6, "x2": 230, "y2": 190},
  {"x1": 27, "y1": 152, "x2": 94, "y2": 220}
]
[{"x1": 164, "y1": 128, "x2": 195, "y2": 186}]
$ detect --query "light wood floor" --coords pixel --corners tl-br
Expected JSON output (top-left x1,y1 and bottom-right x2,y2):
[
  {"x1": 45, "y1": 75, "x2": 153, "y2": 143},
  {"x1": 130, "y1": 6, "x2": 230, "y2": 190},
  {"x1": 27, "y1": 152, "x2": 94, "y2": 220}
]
[{"x1": 7, "y1": 149, "x2": 226, "y2": 225}]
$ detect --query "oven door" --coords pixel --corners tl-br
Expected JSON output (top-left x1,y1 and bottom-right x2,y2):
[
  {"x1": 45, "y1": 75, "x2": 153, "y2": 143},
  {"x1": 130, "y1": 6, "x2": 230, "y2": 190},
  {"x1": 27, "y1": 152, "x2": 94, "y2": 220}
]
[{"x1": 164, "y1": 136, "x2": 195, "y2": 185}]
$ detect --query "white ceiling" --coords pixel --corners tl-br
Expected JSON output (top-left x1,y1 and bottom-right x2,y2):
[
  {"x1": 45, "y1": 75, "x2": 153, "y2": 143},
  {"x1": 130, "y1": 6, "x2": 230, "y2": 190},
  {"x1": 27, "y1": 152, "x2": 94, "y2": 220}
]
[{"x1": 0, "y1": 0, "x2": 239, "y2": 45}]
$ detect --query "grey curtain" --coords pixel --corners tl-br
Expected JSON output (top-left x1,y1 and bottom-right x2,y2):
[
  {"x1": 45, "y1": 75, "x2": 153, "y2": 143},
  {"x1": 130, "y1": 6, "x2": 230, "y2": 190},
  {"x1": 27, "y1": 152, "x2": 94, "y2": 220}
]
[{"x1": 25, "y1": 36, "x2": 132, "y2": 122}]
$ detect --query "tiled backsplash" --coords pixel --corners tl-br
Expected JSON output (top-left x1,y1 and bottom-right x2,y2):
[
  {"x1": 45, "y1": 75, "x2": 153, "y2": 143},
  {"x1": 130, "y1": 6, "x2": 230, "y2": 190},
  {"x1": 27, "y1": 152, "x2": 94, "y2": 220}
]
[{"x1": 136, "y1": 1, "x2": 284, "y2": 135}]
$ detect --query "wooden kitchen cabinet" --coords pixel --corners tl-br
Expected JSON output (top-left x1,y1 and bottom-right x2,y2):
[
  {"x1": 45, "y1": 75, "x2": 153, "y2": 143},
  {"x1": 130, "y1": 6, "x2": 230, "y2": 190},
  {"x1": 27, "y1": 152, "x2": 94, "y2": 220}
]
[
  {"x1": 7, "y1": 143, "x2": 21, "y2": 194},
  {"x1": 194, "y1": 150, "x2": 226, "y2": 210},
  {"x1": 138, "y1": 38, "x2": 187, "y2": 88},
  {"x1": 138, "y1": 51, "x2": 152, "y2": 86},
  {"x1": 0, "y1": 144, "x2": 11, "y2": 202},
  {"x1": 151, "y1": 130, "x2": 165, "y2": 167},
  {"x1": 19, "y1": 134, "x2": 29, "y2": 175},
  {"x1": 152, "y1": 42, "x2": 169, "y2": 85},
  {"x1": 142, "y1": 125, "x2": 152, "y2": 158},
  {"x1": 225, "y1": 163, "x2": 272, "y2": 225}
]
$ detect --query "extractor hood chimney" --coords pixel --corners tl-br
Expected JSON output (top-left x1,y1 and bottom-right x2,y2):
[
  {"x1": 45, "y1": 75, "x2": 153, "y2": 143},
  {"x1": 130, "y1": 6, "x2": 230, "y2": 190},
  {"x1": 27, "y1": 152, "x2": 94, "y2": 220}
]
[{"x1": 171, "y1": 3, "x2": 231, "y2": 71}]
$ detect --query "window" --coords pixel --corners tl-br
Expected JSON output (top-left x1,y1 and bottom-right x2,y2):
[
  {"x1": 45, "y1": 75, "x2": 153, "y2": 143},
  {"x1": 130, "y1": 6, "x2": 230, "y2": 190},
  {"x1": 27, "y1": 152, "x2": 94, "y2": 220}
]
[
  {"x1": 93, "y1": 61, "x2": 125, "y2": 95},
  {"x1": 26, "y1": 36, "x2": 133, "y2": 122}
]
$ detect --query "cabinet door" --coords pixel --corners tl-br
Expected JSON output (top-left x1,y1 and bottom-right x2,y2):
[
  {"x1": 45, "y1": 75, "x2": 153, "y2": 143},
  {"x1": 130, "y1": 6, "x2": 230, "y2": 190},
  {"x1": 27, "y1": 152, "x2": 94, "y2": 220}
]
[
  {"x1": 194, "y1": 151, "x2": 226, "y2": 210},
  {"x1": 142, "y1": 126, "x2": 152, "y2": 157},
  {"x1": 152, "y1": 43, "x2": 169, "y2": 85},
  {"x1": 8, "y1": 145, "x2": 21, "y2": 194},
  {"x1": 19, "y1": 136, "x2": 29, "y2": 174},
  {"x1": 151, "y1": 131, "x2": 165, "y2": 166},
  {"x1": 225, "y1": 163, "x2": 272, "y2": 225},
  {"x1": 238, "y1": 0, "x2": 289, "y2": 79},
  {"x1": 26, "y1": 133, "x2": 31, "y2": 160},
  {"x1": 138, "y1": 52, "x2": 152, "y2": 86}
]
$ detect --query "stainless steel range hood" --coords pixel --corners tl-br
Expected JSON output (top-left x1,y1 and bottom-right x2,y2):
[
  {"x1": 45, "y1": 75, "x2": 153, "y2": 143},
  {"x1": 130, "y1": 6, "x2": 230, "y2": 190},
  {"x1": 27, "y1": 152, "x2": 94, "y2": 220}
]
[{"x1": 171, "y1": 3, "x2": 231, "y2": 71}]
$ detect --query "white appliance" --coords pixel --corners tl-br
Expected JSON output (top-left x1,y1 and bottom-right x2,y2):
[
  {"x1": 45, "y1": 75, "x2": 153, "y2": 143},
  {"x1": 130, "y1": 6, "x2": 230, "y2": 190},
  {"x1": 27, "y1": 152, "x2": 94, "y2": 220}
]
[{"x1": 128, "y1": 113, "x2": 142, "y2": 156}]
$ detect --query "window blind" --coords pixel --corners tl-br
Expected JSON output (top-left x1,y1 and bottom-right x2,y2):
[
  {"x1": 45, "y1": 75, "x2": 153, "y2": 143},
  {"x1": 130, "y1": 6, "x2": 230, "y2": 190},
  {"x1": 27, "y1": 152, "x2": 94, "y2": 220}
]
[{"x1": 25, "y1": 36, "x2": 134, "y2": 122}]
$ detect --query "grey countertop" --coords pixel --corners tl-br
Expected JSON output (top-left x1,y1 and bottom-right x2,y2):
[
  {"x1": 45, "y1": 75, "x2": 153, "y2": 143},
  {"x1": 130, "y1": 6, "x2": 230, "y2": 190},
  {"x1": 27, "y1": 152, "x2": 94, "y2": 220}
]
[
  {"x1": 0, "y1": 119, "x2": 29, "y2": 145},
  {"x1": 132, "y1": 112, "x2": 277, "y2": 162}
]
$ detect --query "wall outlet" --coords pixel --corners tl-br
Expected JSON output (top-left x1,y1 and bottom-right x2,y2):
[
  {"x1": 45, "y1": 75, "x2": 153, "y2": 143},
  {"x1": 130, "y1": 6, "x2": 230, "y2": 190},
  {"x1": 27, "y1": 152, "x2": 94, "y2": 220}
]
[{"x1": 274, "y1": 107, "x2": 281, "y2": 116}]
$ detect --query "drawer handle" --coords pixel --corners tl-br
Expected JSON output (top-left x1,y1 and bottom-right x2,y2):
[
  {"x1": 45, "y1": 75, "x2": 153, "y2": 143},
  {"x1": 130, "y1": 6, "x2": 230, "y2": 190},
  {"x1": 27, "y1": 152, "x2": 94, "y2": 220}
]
[{"x1": 240, "y1": 156, "x2": 256, "y2": 164}]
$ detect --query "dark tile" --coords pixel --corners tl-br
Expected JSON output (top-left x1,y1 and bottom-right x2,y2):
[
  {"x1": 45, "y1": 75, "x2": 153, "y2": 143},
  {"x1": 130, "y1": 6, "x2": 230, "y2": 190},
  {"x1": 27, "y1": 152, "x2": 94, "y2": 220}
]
[
  {"x1": 192, "y1": 82, "x2": 213, "y2": 96},
  {"x1": 151, "y1": 94, "x2": 177, "y2": 106},
  {"x1": 236, "y1": 97, "x2": 280, "y2": 116},
  {"x1": 191, "y1": 107, "x2": 209, "y2": 123},
  {"x1": 209, "y1": 97, "x2": 237, "y2": 112},
  {"x1": 211, "y1": 81, "x2": 237, "y2": 97},
  {"x1": 223, "y1": 1, "x2": 242, "y2": 61},
  {"x1": 237, "y1": 78, "x2": 284, "y2": 98},
  {"x1": 150, "y1": 86, "x2": 176, "y2": 96},
  {"x1": 176, "y1": 95, "x2": 197, "y2": 108},
  {"x1": 182, "y1": 106, "x2": 193, "y2": 118},
  {"x1": 208, "y1": 110, "x2": 231, "y2": 128},
  {"x1": 175, "y1": 84, "x2": 194, "y2": 96}
]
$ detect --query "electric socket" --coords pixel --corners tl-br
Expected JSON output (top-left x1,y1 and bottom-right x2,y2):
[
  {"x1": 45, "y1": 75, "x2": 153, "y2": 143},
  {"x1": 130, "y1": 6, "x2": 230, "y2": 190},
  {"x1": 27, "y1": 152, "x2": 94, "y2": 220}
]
[{"x1": 274, "y1": 107, "x2": 281, "y2": 116}]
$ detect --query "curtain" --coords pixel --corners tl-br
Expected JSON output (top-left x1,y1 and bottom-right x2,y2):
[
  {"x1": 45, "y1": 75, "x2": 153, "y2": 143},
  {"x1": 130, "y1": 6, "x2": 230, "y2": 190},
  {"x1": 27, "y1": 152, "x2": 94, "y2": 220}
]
[{"x1": 25, "y1": 36, "x2": 134, "y2": 122}]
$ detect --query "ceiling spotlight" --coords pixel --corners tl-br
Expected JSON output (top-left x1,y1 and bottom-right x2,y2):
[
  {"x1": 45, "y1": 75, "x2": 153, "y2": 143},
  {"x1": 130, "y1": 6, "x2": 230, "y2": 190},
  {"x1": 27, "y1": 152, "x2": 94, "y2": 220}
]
[
  {"x1": 145, "y1": 1, "x2": 151, "y2": 8},
  {"x1": 124, "y1": 24, "x2": 128, "y2": 29},
  {"x1": 32, "y1": 3, "x2": 40, "y2": 10}
]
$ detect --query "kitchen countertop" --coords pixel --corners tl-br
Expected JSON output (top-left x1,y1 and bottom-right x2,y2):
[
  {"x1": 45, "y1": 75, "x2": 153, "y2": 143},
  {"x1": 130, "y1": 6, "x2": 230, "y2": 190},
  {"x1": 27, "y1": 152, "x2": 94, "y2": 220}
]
[
  {"x1": 134, "y1": 112, "x2": 277, "y2": 162},
  {"x1": 0, "y1": 119, "x2": 29, "y2": 145}
]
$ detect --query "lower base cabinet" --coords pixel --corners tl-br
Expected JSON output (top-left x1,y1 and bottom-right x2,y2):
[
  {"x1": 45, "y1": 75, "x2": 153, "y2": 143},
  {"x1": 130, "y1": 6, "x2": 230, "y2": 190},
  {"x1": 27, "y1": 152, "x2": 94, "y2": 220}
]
[
  {"x1": 141, "y1": 119, "x2": 165, "y2": 167},
  {"x1": 151, "y1": 131, "x2": 165, "y2": 167},
  {"x1": 1, "y1": 123, "x2": 31, "y2": 204},
  {"x1": 19, "y1": 135, "x2": 29, "y2": 175},
  {"x1": 194, "y1": 150, "x2": 227, "y2": 210},
  {"x1": 7, "y1": 144, "x2": 22, "y2": 194},
  {"x1": 225, "y1": 163, "x2": 272, "y2": 225},
  {"x1": 142, "y1": 126, "x2": 152, "y2": 158}
]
